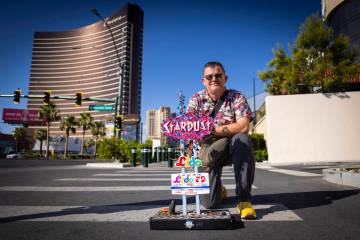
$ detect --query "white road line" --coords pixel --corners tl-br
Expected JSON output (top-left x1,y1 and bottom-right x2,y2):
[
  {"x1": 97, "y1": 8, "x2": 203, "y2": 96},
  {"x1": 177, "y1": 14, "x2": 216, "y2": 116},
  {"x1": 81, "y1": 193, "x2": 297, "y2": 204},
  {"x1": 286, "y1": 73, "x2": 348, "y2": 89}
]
[
  {"x1": 0, "y1": 203, "x2": 301, "y2": 222},
  {"x1": 256, "y1": 165, "x2": 321, "y2": 177},
  {"x1": 93, "y1": 173, "x2": 235, "y2": 177},
  {"x1": 114, "y1": 170, "x2": 234, "y2": 173},
  {"x1": 55, "y1": 177, "x2": 237, "y2": 181},
  {"x1": 0, "y1": 184, "x2": 257, "y2": 192}
]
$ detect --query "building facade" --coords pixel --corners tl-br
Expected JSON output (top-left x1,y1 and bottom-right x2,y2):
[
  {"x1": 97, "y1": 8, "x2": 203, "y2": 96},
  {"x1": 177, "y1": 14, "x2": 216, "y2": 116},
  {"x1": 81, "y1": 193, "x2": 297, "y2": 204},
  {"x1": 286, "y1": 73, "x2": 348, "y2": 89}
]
[
  {"x1": 27, "y1": 3, "x2": 143, "y2": 139},
  {"x1": 322, "y1": 0, "x2": 360, "y2": 48},
  {"x1": 146, "y1": 107, "x2": 171, "y2": 146}
]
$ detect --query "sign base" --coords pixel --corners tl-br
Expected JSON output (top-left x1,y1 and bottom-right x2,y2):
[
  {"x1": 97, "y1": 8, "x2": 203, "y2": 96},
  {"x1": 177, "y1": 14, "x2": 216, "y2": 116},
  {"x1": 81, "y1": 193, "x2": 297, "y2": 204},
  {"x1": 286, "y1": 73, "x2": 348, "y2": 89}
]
[{"x1": 150, "y1": 209, "x2": 234, "y2": 230}]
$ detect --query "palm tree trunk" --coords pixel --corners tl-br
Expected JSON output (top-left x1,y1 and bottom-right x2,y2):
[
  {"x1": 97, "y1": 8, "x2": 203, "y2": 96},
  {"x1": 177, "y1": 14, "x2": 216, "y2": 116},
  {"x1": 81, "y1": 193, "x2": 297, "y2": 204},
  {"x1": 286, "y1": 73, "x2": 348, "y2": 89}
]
[
  {"x1": 64, "y1": 133, "x2": 69, "y2": 159},
  {"x1": 40, "y1": 140, "x2": 43, "y2": 156},
  {"x1": 45, "y1": 122, "x2": 50, "y2": 158},
  {"x1": 15, "y1": 138, "x2": 18, "y2": 153},
  {"x1": 94, "y1": 135, "x2": 98, "y2": 156},
  {"x1": 81, "y1": 127, "x2": 85, "y2": 156}
]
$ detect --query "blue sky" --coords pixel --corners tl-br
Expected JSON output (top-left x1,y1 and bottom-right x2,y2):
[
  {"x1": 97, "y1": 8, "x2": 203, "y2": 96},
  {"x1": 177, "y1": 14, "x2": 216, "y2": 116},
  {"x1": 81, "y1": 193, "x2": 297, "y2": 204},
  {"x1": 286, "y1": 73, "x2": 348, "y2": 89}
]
[{"x1": 0, "y1": 0, "x2": 321, "y2": 134}]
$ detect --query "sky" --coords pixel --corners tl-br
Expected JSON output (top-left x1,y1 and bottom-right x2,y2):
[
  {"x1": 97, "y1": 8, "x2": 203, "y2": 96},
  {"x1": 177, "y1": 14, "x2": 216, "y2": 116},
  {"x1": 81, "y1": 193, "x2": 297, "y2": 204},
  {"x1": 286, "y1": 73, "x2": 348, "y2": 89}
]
[{"x1": 0, "y1": 0, "x2": 321, "y2": 135}]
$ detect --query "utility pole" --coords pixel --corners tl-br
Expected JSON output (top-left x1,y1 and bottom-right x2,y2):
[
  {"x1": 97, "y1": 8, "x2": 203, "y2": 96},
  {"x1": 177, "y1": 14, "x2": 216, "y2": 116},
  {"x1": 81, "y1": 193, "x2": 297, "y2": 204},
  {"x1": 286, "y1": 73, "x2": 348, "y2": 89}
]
[
  {"x1": 92, "y1": 8, "x2": 124, "y2": 139},
  {"x1": 253, "y1": 77, "x2": 256, "y2": 133}
]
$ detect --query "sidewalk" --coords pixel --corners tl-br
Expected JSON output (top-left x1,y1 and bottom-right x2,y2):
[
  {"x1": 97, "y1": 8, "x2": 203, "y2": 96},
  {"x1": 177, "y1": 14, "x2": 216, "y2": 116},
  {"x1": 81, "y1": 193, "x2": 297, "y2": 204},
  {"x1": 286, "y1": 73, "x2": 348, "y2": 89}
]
[{"x1": 260, "y1": 161, "x2": 360, "y2": 189}]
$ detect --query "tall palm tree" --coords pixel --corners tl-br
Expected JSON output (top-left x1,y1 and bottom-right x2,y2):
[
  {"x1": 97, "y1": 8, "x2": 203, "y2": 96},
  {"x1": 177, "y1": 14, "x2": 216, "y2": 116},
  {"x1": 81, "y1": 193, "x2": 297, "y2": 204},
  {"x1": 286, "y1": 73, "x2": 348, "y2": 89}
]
[
  {"x1": 38, "y1": 102, "x2": 61, "y2": 158},
  {"x1": 60, "y1": 115, "x2": 77, "y2": 158},
  {"x1": 84, "y1": 139, "x2": 95, "y2": 154},
  {"x1": 79, "y1": 112, "x2": 94, "y2": 156},
  {"x1": 91, "y1": 121, "x2": 106, "y2": 156},
  {"x1": 34, "y1": 128, "x2": 47, "y2": 156},
  {"x1": 13, "y1": 127, "x2": 25, "y2": 153}
]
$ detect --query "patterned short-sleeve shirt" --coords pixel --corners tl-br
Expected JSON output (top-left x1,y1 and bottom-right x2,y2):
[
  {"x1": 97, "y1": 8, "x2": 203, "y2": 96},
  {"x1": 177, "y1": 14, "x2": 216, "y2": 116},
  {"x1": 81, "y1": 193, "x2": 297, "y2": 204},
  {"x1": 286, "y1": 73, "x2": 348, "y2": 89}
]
[{"x1": 187, "y1": 89, "x2": 253, "y2": 126}]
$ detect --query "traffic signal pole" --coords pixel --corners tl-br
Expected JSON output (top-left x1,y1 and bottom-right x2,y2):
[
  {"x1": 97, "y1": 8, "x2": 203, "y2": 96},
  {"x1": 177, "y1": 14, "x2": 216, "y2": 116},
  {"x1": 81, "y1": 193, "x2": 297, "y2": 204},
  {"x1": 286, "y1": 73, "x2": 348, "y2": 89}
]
[{"x1": 0, "y1": 94, "x2": 115, "y2": 103}]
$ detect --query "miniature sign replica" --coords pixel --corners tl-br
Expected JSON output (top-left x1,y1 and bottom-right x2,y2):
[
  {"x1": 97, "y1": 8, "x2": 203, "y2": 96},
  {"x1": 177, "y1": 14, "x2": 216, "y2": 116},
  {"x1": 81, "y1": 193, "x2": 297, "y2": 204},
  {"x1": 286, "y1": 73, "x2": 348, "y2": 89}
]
[{"x1": 149, "y1": 92, "x2": 233, "y2": 230}]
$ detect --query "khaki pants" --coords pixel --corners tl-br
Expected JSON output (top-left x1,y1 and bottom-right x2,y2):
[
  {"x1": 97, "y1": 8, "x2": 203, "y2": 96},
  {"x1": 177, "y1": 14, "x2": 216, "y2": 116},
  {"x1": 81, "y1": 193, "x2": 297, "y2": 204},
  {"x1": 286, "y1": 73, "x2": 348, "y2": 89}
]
[{"x1": 199, "y1": 133, "x2": 255, "y2": 209}]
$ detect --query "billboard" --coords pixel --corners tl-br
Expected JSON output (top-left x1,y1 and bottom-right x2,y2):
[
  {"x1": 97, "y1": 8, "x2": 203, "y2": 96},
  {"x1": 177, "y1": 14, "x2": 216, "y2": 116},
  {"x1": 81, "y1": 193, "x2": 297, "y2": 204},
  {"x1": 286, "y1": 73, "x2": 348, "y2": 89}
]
[{"x1": 2, "y1": 108, "x2": 45, "y2": 125}]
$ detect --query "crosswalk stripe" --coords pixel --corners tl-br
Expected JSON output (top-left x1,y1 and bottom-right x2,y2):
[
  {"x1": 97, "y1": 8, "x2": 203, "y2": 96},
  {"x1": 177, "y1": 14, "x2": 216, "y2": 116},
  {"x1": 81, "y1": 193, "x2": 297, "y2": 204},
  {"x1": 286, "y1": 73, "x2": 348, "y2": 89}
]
[
  {"x1": 0, "y1": 184, "x2": 257, "y2": 192},
  {"x1": 256, "y1": 165, "x2": 321, "y2": 177},
  {"x1": 94, "y1": 173, "x2": 235, "y2": 177},
  {"x1": 0, "y1": 203, "x2": 301, "y2": 222},
  {"x1": 55, "y1": 176, "x2": 237, "y2": 181},
  {"x1": 114, "y1": 170, "x2": 234, "y2": 173}
]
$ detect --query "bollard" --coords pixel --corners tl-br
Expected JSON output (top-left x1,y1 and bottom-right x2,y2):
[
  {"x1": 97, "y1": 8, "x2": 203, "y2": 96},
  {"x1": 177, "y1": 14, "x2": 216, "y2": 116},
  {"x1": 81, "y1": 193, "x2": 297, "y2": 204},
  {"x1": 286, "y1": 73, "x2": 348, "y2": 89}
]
[
  {"x1": 131, "y1": 147, "x2": 137, "y2": 167},
  {"x1": 149, "y1": 147, "x2": 153, "y2": 163},
  {"x1": 161, "y1": 148, "x2": 165, "y2": 162},
  {"x1": 156, "y1": 147, "x2": 161, "y2": 163},
  {"x1": 141, "y1": 147, "x2": 146, "y2": 167},
  {"x1": 144, "y1": 147, "x2": 149, "y2": 167},
  {"x1": 167, "y1": 147, "x2": 174, "y2": 168},
  {"x1": 153, "y1": 147, "x2": 157, "y2": 163}
]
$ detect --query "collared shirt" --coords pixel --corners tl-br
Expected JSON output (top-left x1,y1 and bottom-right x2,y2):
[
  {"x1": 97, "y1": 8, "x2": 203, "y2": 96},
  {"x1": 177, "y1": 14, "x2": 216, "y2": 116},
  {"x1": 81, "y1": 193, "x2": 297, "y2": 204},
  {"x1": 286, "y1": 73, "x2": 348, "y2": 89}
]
[{"x1": 187, "y1": 89, "x2": 253, "y2": 126}]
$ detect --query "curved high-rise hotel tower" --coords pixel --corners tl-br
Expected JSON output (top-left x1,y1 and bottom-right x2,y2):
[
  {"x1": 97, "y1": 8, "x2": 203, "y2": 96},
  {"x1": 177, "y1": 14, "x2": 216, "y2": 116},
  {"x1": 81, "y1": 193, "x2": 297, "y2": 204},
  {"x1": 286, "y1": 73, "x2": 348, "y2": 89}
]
[{"x1": 27, "y1": 3, "x2": 143, "y2": 140}]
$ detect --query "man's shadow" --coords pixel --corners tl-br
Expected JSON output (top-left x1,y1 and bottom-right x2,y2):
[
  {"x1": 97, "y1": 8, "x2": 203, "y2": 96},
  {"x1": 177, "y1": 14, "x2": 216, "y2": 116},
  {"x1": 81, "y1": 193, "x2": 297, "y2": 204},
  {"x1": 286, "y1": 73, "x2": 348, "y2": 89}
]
[{"x1": 225, "y1": 189, "x2": 359, "y2": 220}]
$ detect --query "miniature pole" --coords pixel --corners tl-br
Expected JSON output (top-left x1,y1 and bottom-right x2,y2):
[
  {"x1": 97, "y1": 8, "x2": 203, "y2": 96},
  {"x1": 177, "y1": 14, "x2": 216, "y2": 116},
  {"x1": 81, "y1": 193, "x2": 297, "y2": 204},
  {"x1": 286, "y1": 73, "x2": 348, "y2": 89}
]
[
  {"x1": 180, "y1": 139, "x2": 187, "y2": 215},
  {"x1": 178, "y1": 91, "x2": 187, "y2": 216},
  {"x1": 193, "y1": 140, "x2": 201, "y2": 215}
]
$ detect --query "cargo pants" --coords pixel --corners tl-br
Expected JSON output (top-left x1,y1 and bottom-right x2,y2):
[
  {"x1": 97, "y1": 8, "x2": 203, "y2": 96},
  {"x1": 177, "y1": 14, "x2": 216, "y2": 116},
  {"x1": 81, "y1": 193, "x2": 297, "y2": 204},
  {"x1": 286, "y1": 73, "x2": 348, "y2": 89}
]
[{"x1": 198, "y1": 133, "x2": 255, "y2": 209}]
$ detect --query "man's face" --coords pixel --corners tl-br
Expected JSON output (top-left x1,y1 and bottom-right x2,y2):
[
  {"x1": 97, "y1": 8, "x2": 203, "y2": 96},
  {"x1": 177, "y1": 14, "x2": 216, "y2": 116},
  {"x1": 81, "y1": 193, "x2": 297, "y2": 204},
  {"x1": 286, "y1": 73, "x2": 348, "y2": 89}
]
[{"x1": 202, "y1": 66, "x2": 227, "y2": 93}]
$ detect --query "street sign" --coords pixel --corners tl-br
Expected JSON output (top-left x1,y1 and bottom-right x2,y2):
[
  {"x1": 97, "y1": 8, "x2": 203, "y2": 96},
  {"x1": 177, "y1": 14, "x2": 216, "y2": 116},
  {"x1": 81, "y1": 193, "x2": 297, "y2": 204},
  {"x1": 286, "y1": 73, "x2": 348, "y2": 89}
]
[{"x1": 89, "y1": 105, "x2": 114, "y2": 111}]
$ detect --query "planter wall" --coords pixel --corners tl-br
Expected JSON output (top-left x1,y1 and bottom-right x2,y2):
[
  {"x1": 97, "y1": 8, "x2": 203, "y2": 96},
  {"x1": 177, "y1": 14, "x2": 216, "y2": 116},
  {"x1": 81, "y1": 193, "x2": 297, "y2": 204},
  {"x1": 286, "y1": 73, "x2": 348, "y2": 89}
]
[{"x1": 266, "y1": 91, "x2": 360, "y2": 164}]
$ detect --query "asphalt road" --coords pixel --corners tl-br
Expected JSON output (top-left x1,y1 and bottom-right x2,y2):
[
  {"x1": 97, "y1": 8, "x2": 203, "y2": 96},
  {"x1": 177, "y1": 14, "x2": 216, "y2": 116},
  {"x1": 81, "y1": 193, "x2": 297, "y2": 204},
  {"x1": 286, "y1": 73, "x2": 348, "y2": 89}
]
[{"x1": 0, "y1": 160, "x2": 359, "y2": 240}]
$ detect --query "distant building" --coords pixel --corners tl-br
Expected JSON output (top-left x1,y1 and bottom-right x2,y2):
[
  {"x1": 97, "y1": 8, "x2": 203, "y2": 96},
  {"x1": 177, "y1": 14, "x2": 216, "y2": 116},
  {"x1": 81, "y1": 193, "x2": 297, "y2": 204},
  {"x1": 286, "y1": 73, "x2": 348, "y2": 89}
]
[
  {"x1": 322, "y1": 0, "x2": 360, "y2": 48},
  {"x1": 27, "y1": 3, "x2": 143, "y2": 140},
  {"x1": 146, "y1": 107, "x2": 171, "y2": 146},
  {"x1": 322, "y1": 0, "x2": 360, "y2": 90}
]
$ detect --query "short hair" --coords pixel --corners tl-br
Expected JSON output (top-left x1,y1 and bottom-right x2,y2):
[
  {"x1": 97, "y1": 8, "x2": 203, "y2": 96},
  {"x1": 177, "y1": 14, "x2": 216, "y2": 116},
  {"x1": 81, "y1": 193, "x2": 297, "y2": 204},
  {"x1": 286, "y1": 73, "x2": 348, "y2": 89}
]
[{"x1": 203, "y1": 61, "x2": 226, "y2": 75}]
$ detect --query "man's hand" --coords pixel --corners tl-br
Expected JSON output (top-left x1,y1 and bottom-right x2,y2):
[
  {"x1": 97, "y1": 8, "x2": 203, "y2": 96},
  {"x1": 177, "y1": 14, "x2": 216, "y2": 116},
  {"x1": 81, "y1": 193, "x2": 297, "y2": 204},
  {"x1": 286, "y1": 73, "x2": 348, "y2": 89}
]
[{"x1": 213, "y1": 117, "x2": 250, "y2": 138}]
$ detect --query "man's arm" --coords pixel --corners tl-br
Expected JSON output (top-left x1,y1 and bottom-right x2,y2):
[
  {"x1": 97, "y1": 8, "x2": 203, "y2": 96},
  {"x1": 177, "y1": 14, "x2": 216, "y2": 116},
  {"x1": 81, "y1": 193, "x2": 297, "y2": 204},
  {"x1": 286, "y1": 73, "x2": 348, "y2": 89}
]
[{"x1": 213, "y1": 117, "x2": 250, "y2": 138}]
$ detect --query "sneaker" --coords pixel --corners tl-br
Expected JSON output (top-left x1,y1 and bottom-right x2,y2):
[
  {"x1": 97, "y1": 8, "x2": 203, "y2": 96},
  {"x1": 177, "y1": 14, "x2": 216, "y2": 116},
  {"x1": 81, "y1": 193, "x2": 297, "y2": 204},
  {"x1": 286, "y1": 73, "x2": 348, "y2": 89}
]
[
  {"x1": 237, "y1": 202, "x2": 257, "y2": 219},
  {"x1": 221, "y1": 184, "x2": 227, "y2": 202}
]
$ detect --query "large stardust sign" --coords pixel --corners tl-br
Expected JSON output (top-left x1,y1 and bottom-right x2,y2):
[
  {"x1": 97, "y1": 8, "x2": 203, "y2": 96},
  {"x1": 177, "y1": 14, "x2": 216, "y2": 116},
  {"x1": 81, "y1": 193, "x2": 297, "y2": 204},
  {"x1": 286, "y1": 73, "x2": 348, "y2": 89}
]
[
  {"x1": 161, "y1": 113, "x2": 215, "y2": 196},
  {"x1": 161, "y1": 113, "x2": 215, "y2": 141}
]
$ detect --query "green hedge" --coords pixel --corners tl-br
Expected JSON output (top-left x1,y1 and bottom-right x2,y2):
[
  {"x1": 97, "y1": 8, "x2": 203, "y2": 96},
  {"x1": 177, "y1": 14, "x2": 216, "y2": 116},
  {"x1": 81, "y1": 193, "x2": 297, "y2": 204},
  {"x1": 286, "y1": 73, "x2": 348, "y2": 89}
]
[{"x1": 249, "y1": 133, "x2": 268, "y2": 162}]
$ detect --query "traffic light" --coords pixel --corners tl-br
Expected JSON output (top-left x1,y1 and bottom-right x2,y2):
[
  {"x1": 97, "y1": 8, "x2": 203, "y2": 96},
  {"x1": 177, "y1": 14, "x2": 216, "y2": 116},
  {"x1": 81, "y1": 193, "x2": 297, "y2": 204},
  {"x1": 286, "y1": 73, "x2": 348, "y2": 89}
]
[
  {"x1": 43, "y1": 91, "x2": 51, "y2": 105},
  {"x1": 13, "y1": 89, "x2": 21, "y2": 104},
  {"x1": 75, "y1": 92, "x2": 82, "y2": 106},
  {"x1": 115, "y1": 114, "x2": 123, "y2": 130}
]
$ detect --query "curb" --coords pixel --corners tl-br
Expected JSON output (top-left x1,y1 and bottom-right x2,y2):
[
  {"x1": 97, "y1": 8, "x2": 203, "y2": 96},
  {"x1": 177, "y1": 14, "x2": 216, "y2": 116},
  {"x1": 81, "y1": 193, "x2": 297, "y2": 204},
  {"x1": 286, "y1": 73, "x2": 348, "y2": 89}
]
[
  {"x1": 86, "y1": 163, "x2": 131, "y2": 168},
  {"x1": 322, "y1": 168, "x2": 360, "y2": 188}
]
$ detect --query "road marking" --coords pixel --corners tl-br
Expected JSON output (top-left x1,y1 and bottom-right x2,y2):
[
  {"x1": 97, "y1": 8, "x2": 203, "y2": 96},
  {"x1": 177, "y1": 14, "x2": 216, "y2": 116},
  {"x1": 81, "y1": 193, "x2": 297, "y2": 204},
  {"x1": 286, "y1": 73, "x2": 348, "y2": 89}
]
[
  {"x1": 256, "y1": 165, "x2": 321, "y2": 177},
  {"x1": 55, "y1": 176, "x2": 239, "y2": 181},
  {"x1": 0, "y1": 203, "x2": 301, "y2": 222},
  {"x1": 94, "y1": 173, "x2": 235, "y2": 177},
  {"x1": 0, "y1": 184, "x2": 257, "y2": 192},
  {"x1": 114, "y1": 170, "x2": 234, "y2": 173}
]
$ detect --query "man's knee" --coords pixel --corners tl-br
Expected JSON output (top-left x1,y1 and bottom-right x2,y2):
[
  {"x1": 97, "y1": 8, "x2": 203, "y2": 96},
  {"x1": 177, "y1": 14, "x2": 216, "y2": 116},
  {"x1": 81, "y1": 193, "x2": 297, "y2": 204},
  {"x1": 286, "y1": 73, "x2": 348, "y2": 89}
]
[{"x1": 231, "y1": 133, "x2": 252, "y2": 148}]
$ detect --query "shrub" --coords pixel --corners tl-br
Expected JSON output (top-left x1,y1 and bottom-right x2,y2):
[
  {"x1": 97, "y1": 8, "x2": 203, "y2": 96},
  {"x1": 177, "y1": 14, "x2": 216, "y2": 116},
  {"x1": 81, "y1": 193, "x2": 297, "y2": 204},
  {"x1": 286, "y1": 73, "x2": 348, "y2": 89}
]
[
  {"x1": 249, "y1": 133, "x2": 268, "y2": 162},
  {"x1": 97, "y1": 137, "x2": 138, "y2": 162}
]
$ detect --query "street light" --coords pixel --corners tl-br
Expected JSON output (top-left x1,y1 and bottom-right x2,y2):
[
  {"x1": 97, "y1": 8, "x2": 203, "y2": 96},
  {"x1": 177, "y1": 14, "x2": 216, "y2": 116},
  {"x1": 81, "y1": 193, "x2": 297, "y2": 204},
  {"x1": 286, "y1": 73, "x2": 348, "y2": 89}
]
[{"x1": 92, "y1": 8, "x2": 124, "y2": 138}]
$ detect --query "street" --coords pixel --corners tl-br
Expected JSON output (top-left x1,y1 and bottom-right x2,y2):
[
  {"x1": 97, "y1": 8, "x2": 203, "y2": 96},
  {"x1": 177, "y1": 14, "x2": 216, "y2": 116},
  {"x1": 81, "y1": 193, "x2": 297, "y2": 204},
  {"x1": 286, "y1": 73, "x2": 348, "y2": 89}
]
[{"x1": 0, "y1": 160, "x2": 359, "y2": 240}]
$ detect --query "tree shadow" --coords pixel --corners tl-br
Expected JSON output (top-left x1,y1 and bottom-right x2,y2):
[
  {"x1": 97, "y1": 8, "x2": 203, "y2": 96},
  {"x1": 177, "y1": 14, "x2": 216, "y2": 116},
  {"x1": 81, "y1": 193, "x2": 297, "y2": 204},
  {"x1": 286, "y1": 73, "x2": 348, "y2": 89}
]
[
  {"x1": 322, "y1": 92, "x2": 350, "y2": 99},
  {"x1": 0, "y1": 189, "x2": 358, "y2": 224}
]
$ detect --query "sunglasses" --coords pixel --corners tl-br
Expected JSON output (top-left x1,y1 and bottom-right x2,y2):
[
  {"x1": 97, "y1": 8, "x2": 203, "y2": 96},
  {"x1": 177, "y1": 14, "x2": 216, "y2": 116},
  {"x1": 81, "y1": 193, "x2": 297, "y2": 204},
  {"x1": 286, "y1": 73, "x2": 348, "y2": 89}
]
[{"x1": 203, "y1": 73, "x2": 224, "y2": 81}]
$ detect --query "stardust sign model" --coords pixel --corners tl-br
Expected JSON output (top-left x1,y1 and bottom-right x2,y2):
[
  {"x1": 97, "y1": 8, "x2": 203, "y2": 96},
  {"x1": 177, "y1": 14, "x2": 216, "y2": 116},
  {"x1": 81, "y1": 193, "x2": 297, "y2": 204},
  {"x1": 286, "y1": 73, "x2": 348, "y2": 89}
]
[{"x1": 149, "y1": 92, "x2": 233, "y2": 230}]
